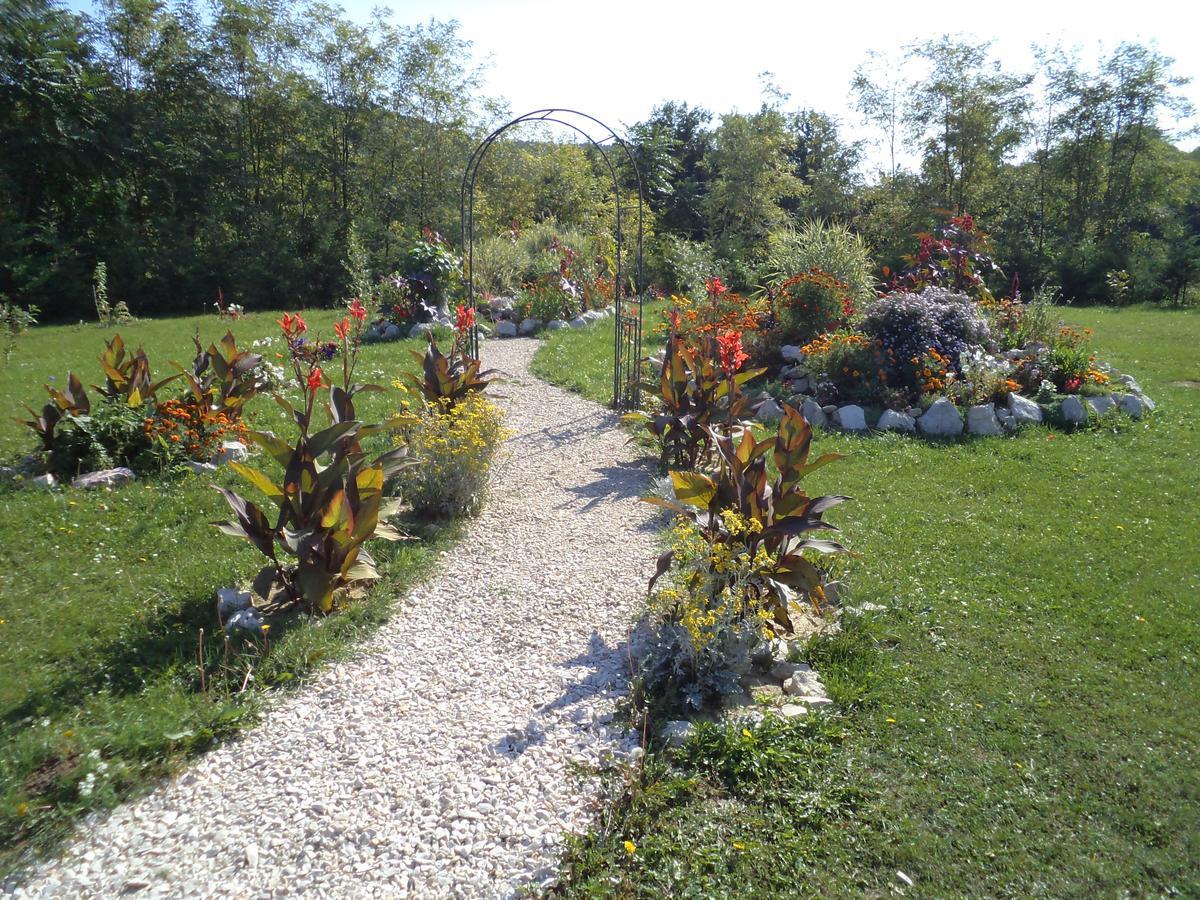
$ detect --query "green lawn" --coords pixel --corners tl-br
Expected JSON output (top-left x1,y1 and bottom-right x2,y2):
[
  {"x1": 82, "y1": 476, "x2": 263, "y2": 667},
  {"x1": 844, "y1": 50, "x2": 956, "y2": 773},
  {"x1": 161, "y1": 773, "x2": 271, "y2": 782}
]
[
  {"x1": 536, "y1": 305, "x2": 1200, "y2": 896},
  {"x1": 0, "y1": 310, "x2": 448, "y2": 876}
]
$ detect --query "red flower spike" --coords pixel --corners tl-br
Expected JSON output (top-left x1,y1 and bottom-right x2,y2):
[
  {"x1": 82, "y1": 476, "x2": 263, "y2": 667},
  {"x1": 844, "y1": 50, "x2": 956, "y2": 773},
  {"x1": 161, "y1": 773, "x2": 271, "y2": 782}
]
[
  {"x1": 455, "y1": 304, "x2": 475, "y2": 333},
  {"x1": 307, "y1": 367, "x2": 324, "y2": 393},
  {"x1": 349, "y1": 298, "x2": 367, "y2": 322},
  {"x1": 705, "y1": 276, "x2": 728, "y2": 298},
  {"x1": 716, "y1": 329, "x2": 748, "y2": 376},
  {"x1": 334, "y1": 318, "x2": 350, "y2": 341}
]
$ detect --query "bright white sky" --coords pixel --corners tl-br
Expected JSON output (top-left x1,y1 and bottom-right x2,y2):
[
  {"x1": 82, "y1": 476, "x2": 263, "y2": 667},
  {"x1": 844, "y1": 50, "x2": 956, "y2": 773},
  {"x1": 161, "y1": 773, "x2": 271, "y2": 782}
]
[{"x1": 348, "y1": 0, "x2": 1200, "y2": 170}]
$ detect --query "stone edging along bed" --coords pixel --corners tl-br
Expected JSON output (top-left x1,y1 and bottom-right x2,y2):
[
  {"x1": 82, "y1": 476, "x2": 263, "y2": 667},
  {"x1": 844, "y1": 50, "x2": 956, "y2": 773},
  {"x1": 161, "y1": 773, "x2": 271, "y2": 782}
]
[{"x1": 651, "y1": 344, "x2": 1157, "y2": 438}]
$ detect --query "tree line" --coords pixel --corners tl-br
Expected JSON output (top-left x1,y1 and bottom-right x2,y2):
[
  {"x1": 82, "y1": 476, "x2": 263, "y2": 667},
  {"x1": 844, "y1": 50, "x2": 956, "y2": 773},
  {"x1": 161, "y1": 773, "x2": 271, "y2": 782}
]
[{"x1": 2, "y1": 0, "x2": 1197, "y2": 319}]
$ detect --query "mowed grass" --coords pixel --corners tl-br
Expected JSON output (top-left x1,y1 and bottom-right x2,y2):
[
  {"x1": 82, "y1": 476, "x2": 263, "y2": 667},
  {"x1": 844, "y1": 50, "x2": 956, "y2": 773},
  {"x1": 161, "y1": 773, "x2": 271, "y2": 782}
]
[
  {"x1": 535, "y1": 305, "x2": 1200, "y2": 896},
  {"x1": 0, "y1": 310, "x2": 447, "y2": 876}
]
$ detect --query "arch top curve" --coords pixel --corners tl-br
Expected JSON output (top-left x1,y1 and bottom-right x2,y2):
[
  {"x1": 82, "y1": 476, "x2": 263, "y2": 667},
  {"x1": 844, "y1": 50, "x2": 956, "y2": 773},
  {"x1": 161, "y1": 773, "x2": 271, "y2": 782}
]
[{"x1": 459, "y1": 107, "x2": 645, "y2": 409}]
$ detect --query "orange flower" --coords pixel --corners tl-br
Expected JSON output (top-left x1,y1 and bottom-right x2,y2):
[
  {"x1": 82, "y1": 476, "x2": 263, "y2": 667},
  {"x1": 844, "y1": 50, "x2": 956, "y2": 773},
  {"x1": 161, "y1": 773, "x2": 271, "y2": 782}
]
[
  {"x1": 334, "y1": 317, "x2": 351, "y2": 341},
  {"x1": 307, "y1": 367, "x2": 324, "y2": 393},
  {"x1": 349, "y1": 298, "x2": 368, "y2": 322}
]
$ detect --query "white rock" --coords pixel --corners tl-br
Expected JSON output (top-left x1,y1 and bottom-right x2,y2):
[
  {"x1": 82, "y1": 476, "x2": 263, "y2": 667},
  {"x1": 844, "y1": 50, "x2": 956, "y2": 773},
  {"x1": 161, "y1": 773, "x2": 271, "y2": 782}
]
[
  {"x1": 382, "y1": 324, "x2": 402, "y2": 340},
  {"x1": 581, "y1": 310, "x2": 602, "y2": 322},
  {"x1": 409, "y1": 322, "x2": 434, "y2": 339},
  {"x1": 545, "y1": 320, "x2": 568, "y2": 331},
  {"x1": 781, "y1": 345, "x2": 804, "y2": 363},
  {"x1": 1116, "y1": 393, "x2": 1144, "y2": 420},
  {"x1": 211, "y1": 441, "x2": 249, "y2": 466},
  {"x1": 71, "y1": 467, "x2": 137, "y2": 490},
  {"x1": 1088, "y1": 395, "x2": 1116, "y2": 417},
  {"x1": 1060, "y1": 395, "x2": 1087, "y2": 425},
  {"x1": 783, "y1": 670, "x2": 826, "y2": 697},
  {"x1": 756, "y1": 398, "x2": 785, "y2": 422},
  {"x1": 1118, "y1": 374, "x2": 1142, "y2": 393},
  {"x1": 966, "y1": 404, "x2": 1003, "y2": 436},
  {"x1": 833, "y1": 405, "x2": 867, "y2": 431},
  {"x1": 1007, "y1": 392, "x2": 1043, "y2": 424},
  {"x1": 518, "y1": 318, "x2": 542, "y2": 336},
  {"x1": 568, "y1": 316, "x2": 588, "y2": 329},
  {"x1": 801, "y1": 398, "x2": 828, "y2": 430},
  {"x1": 916, "y1": 397, "x2": 963, "y2": 437},
  {"x1": 28, "y1": 473, "x2": 55, "y2": 490},
  {"x1": 185, "y1": 460, "x2": 218, "y2": 475},
  {"x1": 662, "y1": 720, "x2": 694, "y2": 748},
  {"x1": 779, "y1": 704, "x2": 808, "y2": 718},
  {"x1": 494, "y1": 320, "x2": 518, "y2": 338},
  {"x1": 876, "y1": 409, "x2": 916, "y2": 433}
]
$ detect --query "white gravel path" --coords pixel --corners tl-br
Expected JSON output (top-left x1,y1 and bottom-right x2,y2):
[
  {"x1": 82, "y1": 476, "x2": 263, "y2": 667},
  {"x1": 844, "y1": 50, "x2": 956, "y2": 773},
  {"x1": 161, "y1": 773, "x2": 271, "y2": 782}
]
[{"x1": 12, "y1": 337, "x2": 660, "y2": 899}]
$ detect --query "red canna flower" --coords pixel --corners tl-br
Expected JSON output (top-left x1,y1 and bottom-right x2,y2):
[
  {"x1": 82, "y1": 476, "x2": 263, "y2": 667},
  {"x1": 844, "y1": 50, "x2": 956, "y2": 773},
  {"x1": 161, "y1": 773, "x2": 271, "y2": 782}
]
[
  {"x1": 716, "y1": 329, "x2": 748, "y2": 376},
  {"x1": 455, "y1": 304, "x2": 475, "y2": 333},
  {"x1": 705, "y1": 276, "x2": 728, "y2": 297},
  {"x1": 333, "y1": 317, "x2": 351, "y2": 341},
  {"x1": 349, "y1": 298, "x2": 367, "y2": 322},
  {"x1": 278, "y1": 312, "x2": 307, "y2": 337},
  {"x1": 307, "y1": 367, "x2": 324, "y2": 393}
]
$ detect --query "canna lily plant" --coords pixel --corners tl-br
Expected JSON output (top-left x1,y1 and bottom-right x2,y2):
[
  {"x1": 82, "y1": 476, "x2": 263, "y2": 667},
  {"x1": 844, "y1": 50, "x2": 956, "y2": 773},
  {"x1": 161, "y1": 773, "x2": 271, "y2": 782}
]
[
  {"x1": 644, "y1": 403, "x2": 852, "y2": 637},
  {"x1": 213, "y1": 299, "x2": 413, "y2": 615},
  {"x1": 94, "y1": 334, "x2": 180, "y2": 405},
  {"x1": 20, "y1": 371, "x2": 91, "y2": 449},
  {"x1": 174, "y1": 330, "x2": 263, "y2": 418},
  {"x1": 624, "y1": 323, "x2": 765, "y2": 471},
  {"x1": 400, "y1": 304, "x2": 498, "y2": 406}
]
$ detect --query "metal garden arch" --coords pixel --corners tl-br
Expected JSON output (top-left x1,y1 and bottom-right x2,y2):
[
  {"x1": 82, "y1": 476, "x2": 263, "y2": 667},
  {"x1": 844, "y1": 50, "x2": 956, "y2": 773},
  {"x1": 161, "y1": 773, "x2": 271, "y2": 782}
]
[{"x1": 460, "y1": 109, "x2": 645, "y2": 409}]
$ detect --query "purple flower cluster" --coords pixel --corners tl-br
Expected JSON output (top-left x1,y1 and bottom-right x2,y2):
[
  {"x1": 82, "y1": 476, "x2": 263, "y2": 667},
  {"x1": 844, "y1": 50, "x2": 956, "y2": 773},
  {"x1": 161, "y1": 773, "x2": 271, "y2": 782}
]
[{"x1": 862, "y1": 287, "x2": 992, "y2": 377}]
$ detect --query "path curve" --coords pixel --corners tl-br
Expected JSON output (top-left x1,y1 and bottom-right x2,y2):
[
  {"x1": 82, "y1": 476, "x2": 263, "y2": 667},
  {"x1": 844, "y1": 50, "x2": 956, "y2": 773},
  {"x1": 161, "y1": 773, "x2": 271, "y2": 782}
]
[{"x1": 15, "y1": 337, "x2": 659, "y2": 898}]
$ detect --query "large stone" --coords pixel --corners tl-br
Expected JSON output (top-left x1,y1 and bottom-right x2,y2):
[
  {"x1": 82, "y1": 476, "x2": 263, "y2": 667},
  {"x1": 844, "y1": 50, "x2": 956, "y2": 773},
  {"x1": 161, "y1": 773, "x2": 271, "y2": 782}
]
[
  {"x1": 546, "y1": 319, "x2": 568, "y2": 331},
  {"x1": 779, "y1": 704, "x2": 808, "y2": 718},
  {"x1": 568, "y1": 316, "x2": 588, "y2": 329},
  {"x1": 1116, "y1": 393, "x2": 1145, "y2": 420},
  {"x1": 801, "y1": 398, "x2": 828, "y2": 430},
  {"x1": 582, "y1": 310, "x2": 603, "y2": 322},
  {"x1": 381, "y1": 323, "x2": 402, "y2": 340},
  {"x1": 662, "y1": 720, "x2": 695, "y2": 748},
  {"x1": 224, "y1": 606, "x2": 263, "y2": 636},
  {"x1": 1007, "y1": 392, "x2": 1044, "y2": 424},
  {"x1": 966, "y1": 403, "x2": 1003, "y2": 436},
  {"x1": 783, "y1": 669, "x2": 826, "y2": 697},
  {"x1": 28, "y1": 473, "x2": 56, "y2": 490},
  {"x1": 409, "y1": 322, "x2": 433, "y2": 339},
  {"x1": 494, "y1": 320, "x2": 518, "y2": 338},
  {"x1": 1087, "y1": 395, "x2": 1116, "y2": 417},
  {"x1": 756, "y1": 398, "x2": 785, "y2": 422},
  {"x1": 781, "y1": 345, "x2": 804, "y2": 363},
  {"x1": 833, "y1": 405, "x2": 867, "y2": 431},
  {"x1": 216, "y1": 587, "x2": 253, "y2": 621},
  {"x1": 1118, "y1": 373, "x2": 1143, "y2": 394},
  {"x1": 490, "y1": 295, "x2": 515, "y2": 311},
  {"x1": 211, "y1": 441, "x2": 249, "y2": 466},
  {"x1": 1060, "y1": 395, "x2": 1087, "y2": 425},
  {"x1": 916, "y1": 397, "x2": 963, "y2": 437},
  {"x1": 876, "y1": 409, "x2": 916, "y2": 433},
  {"x1": 518, "y1": 318, "x2": 542, "y2": 336},
  {"x1": 71, "y1": 467, "x2": 136, "y2": 490}
]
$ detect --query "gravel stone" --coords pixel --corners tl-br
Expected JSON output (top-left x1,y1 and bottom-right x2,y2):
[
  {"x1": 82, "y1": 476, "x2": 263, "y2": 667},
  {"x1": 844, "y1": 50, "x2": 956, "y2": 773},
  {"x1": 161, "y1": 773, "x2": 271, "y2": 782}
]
[{"x1": 13, "y1": 338, "x2": 657, "y2": 899}]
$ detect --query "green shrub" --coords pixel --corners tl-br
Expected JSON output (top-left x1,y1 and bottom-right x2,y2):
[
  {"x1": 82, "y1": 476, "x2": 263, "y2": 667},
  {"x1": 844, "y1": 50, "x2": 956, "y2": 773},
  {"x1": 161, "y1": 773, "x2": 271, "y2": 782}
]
[
  {"x1": 650, "y1": 235, "x2": 723, "y2": 298},
  {"x1": 1, "y1": 299, "x2": 37, "y2": 363},
  {"x1": 765, "y1": 219, "x2": 877, "y2": 305}
]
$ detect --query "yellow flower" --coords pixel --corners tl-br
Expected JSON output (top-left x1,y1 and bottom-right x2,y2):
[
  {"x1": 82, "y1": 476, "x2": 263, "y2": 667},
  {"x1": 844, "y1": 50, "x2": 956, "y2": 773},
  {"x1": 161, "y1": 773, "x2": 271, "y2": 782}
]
[
  {"x1": 741, "y1": 728, "x2": 752, "y2": 739},
  {"x1": 16, "y1": 803, "x2": 28, "y2": 817},
  {"x1": 623, "y1": 840, "x2": 636, "y2": 855}
]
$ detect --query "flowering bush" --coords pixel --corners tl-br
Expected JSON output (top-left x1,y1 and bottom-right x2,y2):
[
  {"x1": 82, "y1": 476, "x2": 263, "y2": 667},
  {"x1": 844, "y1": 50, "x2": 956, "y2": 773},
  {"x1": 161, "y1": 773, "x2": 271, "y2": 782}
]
[
  {"x1": 390, "y1": 392, "x2": 509, "y2": 519},
  {"x1": 948, "y1": 347, "x2": 1020, "y2": 407},
  {"x1": 798, "y1": 329, "x2": 887, "y2": 406},
  {"x1": 402, "y1": 228, "x2": 461, "y2": 308},
  {"x1": 771, "y1": 268, "x2": 857, "y2": 346},
  {"x1": 656, "y1": 277, "x2": 765, "y2": 348},
  {"x1": 885, "y1": 214, "x2": 1001, "y2": 302},
  {"x1": 860, "y1": 287, "x2": 992, "y2": 401}
]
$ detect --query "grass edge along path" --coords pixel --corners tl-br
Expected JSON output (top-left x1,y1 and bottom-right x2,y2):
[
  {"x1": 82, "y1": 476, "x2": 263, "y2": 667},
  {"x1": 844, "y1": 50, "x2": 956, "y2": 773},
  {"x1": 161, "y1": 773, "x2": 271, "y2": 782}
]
[{"x1": 532, "y1": 305, "x2": 1200, "y2": 897}]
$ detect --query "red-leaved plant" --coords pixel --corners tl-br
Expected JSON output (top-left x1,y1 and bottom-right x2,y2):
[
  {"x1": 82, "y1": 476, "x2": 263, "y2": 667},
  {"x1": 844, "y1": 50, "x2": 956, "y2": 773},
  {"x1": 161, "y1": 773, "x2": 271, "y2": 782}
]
[{"x1": 213, "y1": 298, "x2": 412, "y2": 615}]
